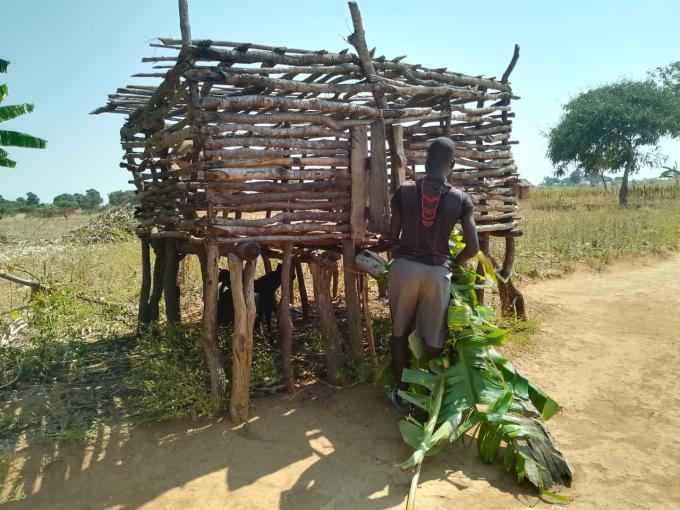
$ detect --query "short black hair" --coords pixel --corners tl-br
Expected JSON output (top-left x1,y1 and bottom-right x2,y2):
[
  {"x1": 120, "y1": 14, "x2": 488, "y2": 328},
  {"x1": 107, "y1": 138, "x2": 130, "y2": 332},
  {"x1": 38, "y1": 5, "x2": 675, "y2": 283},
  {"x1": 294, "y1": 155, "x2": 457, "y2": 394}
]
[{"x1": 425, "y1": 137, "x2": 455, "y2": 174}]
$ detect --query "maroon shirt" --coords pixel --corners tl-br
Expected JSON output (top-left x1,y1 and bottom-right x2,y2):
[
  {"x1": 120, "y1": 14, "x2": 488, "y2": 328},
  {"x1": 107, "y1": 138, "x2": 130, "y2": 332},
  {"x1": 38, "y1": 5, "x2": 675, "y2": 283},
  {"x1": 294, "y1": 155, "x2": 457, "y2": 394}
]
[{"x1": 391, "y1": 177, "x2": 474, "y2": 268}]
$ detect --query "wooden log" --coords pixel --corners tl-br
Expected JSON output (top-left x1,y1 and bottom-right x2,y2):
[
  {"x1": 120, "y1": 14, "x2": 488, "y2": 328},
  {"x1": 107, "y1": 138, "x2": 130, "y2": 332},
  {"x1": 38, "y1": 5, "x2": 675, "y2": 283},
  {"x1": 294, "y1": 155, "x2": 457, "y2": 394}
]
[
  {"x1": 368, "y1": 119, "x2": 390, "y2": 235},
  {"x1": 196, "y1": 211, "x2": 349, "y2": 228},
  {"x1": 343, "y1": 238, "x2": 365, "y2": 365},
  {"x1": 228, "y1": 254, "x2": 257, "y2": 423},
  {"x1": 138, "y1": 238, "x2": 152, "y2": 325},
  {"x1": 201, "y1": 199, "x2": 350, "y2": 213},
  {"x1": 277, "y1": 243, "x2": 296, "y2": 394},
  {"x1": 390, "y1": 125, "x2": 406, "y2": 193},
  {"x1": 309, "y1": 260, "x2": 344, "y2": 385},
  {"x1": 211, "y1": 234, "x2": 344, "y2": 244},
  {"x1": 200, "y1": 94, "x2": 382, "y2": 116},
  {"x1": 295, "y1": 259, "x2": 310, "y2": 322},
  {"x1": 350, "y1": 125, "x2": 369, "y2": 240},
  {"x1": 190, "y1": 45, "x2": 359, "y2": 67},
  {"x1": 208, "y1": 223, "x2": 348, "y2": 236},
  {"x1": 359, "y1": 274, "x2": 377, "y2": 370},
  {"x1": 205, "y1": 167, "x2": 350, "y2": 181},
  {"x1": 149, "y1": 240, "x2": 165, "y2": 322},
  {"x1": 206, "y1": 156, "x2": 349, "y2": 169},
  {"x1": 198, "y1": 179, "x2": 351, "y2": 193},
  {"x1": 205, "y1": 137, "x2": 347, "y2": 150},
  {"x1": 210, "y1": 191, "x2": 348, "y2": 206},
  {"x1": 178, "y1": 0, "x2": 192, "y2": 45},
  {"x1": 197, "y1": 123, "x2": 345, "y2": 138},
  {"x1": 201, "y1": 243, "x2": 229, "y2": 413},
  {"x1": 163, "y1": 239, "x2": 181, "y2": 324}
]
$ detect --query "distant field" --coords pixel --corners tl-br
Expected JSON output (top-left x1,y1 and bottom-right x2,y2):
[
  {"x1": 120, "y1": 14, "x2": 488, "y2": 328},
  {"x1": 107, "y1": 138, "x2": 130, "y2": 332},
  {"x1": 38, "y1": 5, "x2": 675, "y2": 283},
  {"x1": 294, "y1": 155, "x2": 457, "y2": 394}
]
[{"x1": 494, "y1": 183, "x2": 680, "y2": 279}]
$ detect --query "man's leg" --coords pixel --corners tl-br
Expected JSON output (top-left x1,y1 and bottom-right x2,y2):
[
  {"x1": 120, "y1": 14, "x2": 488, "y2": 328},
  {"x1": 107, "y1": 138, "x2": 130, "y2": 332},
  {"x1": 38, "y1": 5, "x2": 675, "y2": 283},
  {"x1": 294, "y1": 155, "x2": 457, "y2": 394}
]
[{"x1": 387, "y1": 259, "x2": 418, "y2": 392}]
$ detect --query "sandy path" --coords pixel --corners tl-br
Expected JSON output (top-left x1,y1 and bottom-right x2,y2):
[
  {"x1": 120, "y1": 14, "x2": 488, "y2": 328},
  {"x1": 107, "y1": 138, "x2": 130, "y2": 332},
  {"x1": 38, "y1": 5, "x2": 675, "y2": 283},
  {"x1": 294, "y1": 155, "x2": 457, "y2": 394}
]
[{"x1": 4, "y1": 254, "x2": 680, "y2": 509}]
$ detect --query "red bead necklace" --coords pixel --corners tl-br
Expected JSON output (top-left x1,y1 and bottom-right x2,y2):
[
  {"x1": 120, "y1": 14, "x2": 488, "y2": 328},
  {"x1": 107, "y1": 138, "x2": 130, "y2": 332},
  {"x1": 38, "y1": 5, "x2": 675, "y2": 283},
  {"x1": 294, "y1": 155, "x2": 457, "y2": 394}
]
[{"x1": 420, "y1": 180, "x2": 442, "y2": 227}]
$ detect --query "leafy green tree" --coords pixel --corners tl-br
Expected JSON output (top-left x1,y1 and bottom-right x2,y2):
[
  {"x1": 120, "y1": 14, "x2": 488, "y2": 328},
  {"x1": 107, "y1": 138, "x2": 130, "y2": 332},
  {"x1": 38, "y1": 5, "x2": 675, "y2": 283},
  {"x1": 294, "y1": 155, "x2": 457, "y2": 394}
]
[
  {"x1": 547, "y1": 80, "x2": 680, "y2": 206},
  {"x1": 25, "y1": 191, "x2": 39, "y2": 206},
  {"x1": 108, "y1": 190, "x2": 136, "y2": 206},
  {"x1": 15, "y1": 196, "x2": 26, "y2": 204},
  {"x1": 82, "y1": 189, "x2": 103, "y2": 209},
  {"x1": 0, "y1": 59, "x2": 46, "y2": 168},
  {"x1": 53, "y1": 193, "x2": 78, "y2": 209}
]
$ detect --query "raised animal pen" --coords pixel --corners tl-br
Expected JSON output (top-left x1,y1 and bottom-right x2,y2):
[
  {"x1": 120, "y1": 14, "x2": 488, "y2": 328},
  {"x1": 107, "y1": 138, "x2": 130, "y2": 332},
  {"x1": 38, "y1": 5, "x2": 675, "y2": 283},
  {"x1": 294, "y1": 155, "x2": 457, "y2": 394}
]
[{"x1": 93, "y1": 1, "x2": 525, "y2": 422}]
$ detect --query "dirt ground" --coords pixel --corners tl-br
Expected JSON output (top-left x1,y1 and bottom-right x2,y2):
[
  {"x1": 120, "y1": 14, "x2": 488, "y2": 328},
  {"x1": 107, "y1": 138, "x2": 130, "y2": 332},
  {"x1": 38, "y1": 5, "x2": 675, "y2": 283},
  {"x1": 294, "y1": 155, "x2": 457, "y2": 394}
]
[{"x1": 3, "y1": 254, "x2": 680, "y2": 510}]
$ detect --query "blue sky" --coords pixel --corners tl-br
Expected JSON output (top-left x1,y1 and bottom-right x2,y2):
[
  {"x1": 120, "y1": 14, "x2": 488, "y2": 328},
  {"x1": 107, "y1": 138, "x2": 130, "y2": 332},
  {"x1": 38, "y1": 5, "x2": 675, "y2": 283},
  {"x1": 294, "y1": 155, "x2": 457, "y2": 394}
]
[{"x1": 2, "y1": 0, "x2": 680, "y2": 203}]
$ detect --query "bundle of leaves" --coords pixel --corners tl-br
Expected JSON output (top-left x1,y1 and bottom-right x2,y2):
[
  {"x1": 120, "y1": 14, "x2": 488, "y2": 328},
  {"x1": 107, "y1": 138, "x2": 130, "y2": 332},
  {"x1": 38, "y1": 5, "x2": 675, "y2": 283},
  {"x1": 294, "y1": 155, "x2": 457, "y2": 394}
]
[
  {"x1": 60, "y1": 204, "x2": 136, "y2": 245},
  {"x1": 387, "y1": 231, "x2": 572, "y2": 508}
]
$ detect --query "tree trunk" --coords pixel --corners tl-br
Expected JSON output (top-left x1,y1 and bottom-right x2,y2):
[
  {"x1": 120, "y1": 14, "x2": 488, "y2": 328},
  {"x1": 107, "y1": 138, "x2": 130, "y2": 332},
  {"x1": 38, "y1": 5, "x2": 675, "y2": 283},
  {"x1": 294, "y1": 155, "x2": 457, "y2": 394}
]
[
  {"x1": 342, "y1": 238, "x2": 365, "y2": 366},
  {"x1": 149, "y1": 240, "x2": 165, "y2": 322},
  {"x1": 619, "y1": 140, "x2": 634, "y2": 207},
  {"x1": 138, "y1": 238, "x2": 152, "y2": 325},
  {"x1": 163, "y1": 239, "x2": 181, "y2": 324},
  {"x1": 600, "y1": 171, "x2": 608, "y2": 191}
]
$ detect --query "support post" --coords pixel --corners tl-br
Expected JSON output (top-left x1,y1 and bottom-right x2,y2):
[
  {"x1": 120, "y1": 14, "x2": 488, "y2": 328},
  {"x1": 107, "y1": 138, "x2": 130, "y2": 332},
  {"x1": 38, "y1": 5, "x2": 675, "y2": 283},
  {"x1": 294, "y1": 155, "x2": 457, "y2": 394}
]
[
  {"x1": 277, "y1": 242, "x2": 296, "y2": 394},
  {"x1": 201, "y1": 243, "x2": 228, "y2": 413},
  {"x1": 497, "y1": 237, "x2": 526, "y2": 320},
  {"x1": 390, "y1": 125, "x2": 406, "y2": 193},
  {"x1": 342, "y1": 237, "x2": 365, "y2": 366},
  {"x1": 138, "y1": 238, "x2": 152, "y2": 325},
  {"x1": 163, "y1": 238, "x2": 181, "y2": 324},
  {"x1": 149, "y1": 240, "x2": 165, "y2": 322},
  {"x1": 350, "y1": 126, "x2": 368, "y2": 241},
  {"x1": 310, "y1": 258, "x2": 344, "y2": 385},
  {"x1": 368, "y1": 119, "x2": 390, "y2": 235},
  {"x1": 294, "y1": 259, "x2": 310, "y2": 322},
  {"x1": 178, "y1": 0, "x2": 192, "y2": 45},
  {"x1": 359, "y1": 274, "x2": 377, "y2": 370},
  {"x1": 228, "y1": 253, "x2": 256, "y2": 423}
]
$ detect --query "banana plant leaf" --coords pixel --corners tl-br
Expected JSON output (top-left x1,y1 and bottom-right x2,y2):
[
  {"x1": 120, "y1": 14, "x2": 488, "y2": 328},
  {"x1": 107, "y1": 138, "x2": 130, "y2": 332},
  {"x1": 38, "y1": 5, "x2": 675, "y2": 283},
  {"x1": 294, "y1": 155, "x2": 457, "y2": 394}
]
[{"x1": 393, "y1": 232, "x2": 572, "y2": 509}]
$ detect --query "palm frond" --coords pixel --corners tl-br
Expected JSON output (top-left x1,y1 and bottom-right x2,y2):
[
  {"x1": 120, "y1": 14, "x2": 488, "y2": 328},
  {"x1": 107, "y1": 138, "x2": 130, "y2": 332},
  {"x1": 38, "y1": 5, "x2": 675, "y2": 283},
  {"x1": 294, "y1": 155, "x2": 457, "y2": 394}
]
[
  {"x1": 0, "y1": 130, "x2": 47, "y2": 149},
  {"x1": 0, "y1": 84, "x2": 7, "y2": 103},
  {"x1": 0, "y1": 59, "x2": 8, "y2": 73},
  {"x1": 0, "y1": 103, "x2": 35, "y2": 122}
]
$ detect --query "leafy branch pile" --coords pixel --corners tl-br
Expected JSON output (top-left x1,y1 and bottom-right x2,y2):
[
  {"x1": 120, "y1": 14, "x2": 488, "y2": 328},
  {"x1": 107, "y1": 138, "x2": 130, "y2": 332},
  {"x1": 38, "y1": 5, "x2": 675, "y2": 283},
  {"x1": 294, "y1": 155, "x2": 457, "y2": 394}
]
[{"x1": 387, "y1": 231, "x2": 572, "y2": 508}]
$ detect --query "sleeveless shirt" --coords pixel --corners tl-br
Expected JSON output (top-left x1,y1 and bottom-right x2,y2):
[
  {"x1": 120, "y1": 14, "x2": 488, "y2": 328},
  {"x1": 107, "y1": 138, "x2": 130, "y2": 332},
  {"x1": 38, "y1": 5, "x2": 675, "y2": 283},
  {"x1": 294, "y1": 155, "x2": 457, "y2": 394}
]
[{"x1": 391, "y1": 177, "x2": 474, "y2": 268}]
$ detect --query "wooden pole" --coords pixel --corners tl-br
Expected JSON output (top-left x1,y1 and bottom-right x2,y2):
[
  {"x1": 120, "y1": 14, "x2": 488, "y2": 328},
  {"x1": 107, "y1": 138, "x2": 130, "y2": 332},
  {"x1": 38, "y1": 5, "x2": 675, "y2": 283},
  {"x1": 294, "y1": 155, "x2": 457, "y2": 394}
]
[
  {"x1": 277, "y1": 243, "x2": 296, "y2": 394},
  {"x1": 228, "y1": 253, "x2": 256, "y2": 423},
  {"x1": 149, "y1": 240, "x2": 165, "y2": 322},
  {"x1": 138, "y1": 238, "x2": 152, "y2": 325},
  {"x1": 295, "y1": 259, "x2": 310, "y2": 322},
  {"x1": 360, "y1": 274, "x2": 377, "y2": 370},
  {"x1": 309, "y1": 259, "x2": 345, "y2": 385},
  {"x1": 390, "y1": 125, "x2": 406, "y2": 193},
  {"x1": 163, "y1": 238, "x2": 181, "y2": 324},
  {"x1": 178, "y1": 0, "x2": 192, "y2": 45},
  {"x1": 342, "y1": 237, "x2": 365, "y2": 365},
  {"x1": 201, "y1": 243, "x2": 228, "y2": 413},
  {"x1": 350, "y1": 125, "x2": 369, "y2": 241},
  {"x1": 368, "y1": 119, "x2": 390, "y2": 235}
]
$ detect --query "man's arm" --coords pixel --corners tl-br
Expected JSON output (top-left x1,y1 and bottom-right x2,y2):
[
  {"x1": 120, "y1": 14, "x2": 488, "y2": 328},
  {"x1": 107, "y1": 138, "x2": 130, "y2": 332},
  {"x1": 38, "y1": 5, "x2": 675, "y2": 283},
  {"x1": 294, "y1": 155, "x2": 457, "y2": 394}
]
[{"x1": 455, "y1": 197, "x2": 479, "y2": 265}]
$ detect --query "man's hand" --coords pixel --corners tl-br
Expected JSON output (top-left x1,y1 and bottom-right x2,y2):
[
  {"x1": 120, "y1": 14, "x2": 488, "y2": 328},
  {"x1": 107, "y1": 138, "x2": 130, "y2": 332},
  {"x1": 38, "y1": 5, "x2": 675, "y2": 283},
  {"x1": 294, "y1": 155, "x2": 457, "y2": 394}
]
[{"x1": 455, "y1": 213, "x2": 479, "y2": 265}]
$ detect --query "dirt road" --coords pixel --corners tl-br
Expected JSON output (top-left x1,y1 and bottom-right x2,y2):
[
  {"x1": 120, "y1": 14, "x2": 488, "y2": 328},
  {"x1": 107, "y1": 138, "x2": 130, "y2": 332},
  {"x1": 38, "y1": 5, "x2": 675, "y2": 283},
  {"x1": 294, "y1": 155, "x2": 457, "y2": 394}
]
[{"x1": 4, "y1": 254, "x2": 680, "y2": 509}]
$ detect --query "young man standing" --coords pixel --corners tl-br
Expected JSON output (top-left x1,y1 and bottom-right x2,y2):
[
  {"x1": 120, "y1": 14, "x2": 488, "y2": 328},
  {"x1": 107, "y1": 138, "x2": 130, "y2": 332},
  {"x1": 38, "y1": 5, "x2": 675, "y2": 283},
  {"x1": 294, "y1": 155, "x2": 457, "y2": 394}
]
[{"x1": 387, "y1": 137, "x2": 479, "y2": 406}]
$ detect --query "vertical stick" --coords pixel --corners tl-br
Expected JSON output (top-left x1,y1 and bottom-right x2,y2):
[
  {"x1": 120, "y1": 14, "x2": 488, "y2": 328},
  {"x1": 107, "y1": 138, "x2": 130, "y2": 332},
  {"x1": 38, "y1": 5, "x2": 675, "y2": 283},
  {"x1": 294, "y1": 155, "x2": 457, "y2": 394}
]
[
  {"x1": 295, "y1": 259, "x2": 310, "y2": 322},
  {"x1": 350, "y1": 126, "x2": 368, "y2": 241},
  {"x1": 342, "y1": 237, "x2": 365, "y2": 365},
  {"x1": 368, "y1": 119, "x2": 390, "y2": 235},
  {"x1": 310, "y1": 260, "x2": 344, "y2": 385},
  {"x1": 360, "y1": 274, "x2": 377, "y2": 369},
  {"x1": 475, "y1": 234, "x2": 490, "y2": 305},
  {"x1": 163, "y1": 238, "x2": 181, "y2": 324},
  {"x1": 201, "y1": 243, "x2": 228, "y2": 413},
  {"x1": 229, "y1": 253, "x2": 256, "y2": 423},
  {"x1": 331, "y1": 268, "x2": 339, "y2": 299},
  {"x1": 178, "y1": 0, "x2": 192, "y2": 45},
  {"x1": 390, "y1": 125, "x2": 406, "y2": 193},
  {"x1": 138, "y1": 238, "x2": 152, "y2": 325},
  {"x1": 149, "y1": 240, "x2": 165, "y2": 322},
  {"x1": 277, "y1": 242, "x2": 295, "y2": 394}
]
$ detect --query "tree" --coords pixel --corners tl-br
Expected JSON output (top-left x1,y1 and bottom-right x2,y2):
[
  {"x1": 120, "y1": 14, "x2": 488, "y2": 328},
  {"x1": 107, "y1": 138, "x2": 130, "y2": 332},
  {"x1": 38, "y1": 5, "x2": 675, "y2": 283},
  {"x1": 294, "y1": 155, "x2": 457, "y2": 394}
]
[
  {"x1": 108, "y1": 190, "x2": 136, "y2": 206},
  {"x1": 547, "y1": 80, "x2": 680, "y2": 206},
  {"x1": 25, "y1": 191, "x2": 39, "y2": 206},
  {"x1": 0, "y1": 59, "x2": 46, "y2": 168},
  {"x1": 15, "y1": 196, "x2": 26, "y2": 204},
  {"x1": 53, "y1": 193, "x2": 78, "y2": 209},
  {"x1": 82, "y1": 189, "x2": 103, "y2": 209}
]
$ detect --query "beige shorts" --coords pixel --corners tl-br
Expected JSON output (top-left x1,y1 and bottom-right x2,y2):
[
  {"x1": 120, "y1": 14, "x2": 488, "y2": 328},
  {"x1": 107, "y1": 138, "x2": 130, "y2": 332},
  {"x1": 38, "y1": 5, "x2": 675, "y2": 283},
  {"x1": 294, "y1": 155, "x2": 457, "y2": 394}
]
[{"x1": 387, "y1": 257, "x2": 452, "y2": 348}]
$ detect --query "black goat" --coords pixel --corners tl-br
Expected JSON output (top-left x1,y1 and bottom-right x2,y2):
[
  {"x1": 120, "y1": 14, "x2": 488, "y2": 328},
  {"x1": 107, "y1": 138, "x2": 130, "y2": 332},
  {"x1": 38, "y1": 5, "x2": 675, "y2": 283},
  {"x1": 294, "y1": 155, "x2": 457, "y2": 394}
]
[{"x1": 217, "y1": 264, "x2": 292, "y2": 334}]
